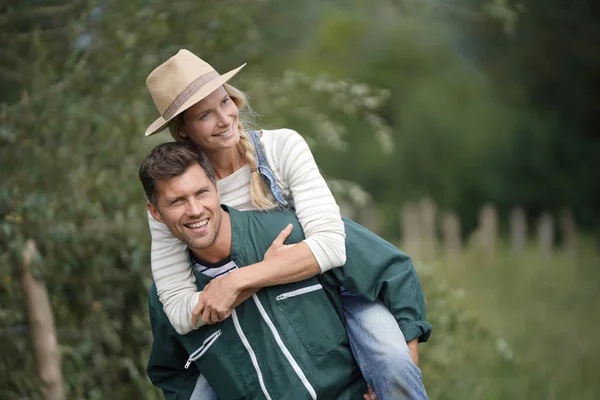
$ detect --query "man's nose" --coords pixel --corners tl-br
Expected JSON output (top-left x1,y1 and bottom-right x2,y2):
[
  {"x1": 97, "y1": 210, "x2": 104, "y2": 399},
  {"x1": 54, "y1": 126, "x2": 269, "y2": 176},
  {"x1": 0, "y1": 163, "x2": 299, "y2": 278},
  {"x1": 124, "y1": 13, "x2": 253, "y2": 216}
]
[{"x1": 186, "y1": 199, "x2": 204, "y2": 216}]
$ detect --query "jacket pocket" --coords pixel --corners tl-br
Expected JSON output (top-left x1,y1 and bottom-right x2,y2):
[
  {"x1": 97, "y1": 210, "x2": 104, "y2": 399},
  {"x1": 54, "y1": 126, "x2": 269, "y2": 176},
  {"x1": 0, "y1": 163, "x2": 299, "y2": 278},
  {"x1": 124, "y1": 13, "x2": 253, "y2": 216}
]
[
  {"x1": 276, "y1": 283, "x2": 324, "y2": 300},
  {"x1": 184, "y1": 329, "x2": 222, "y2": 369},
  {"x1": 276, "y1": 283, "x2": 345, "y2": 356}
]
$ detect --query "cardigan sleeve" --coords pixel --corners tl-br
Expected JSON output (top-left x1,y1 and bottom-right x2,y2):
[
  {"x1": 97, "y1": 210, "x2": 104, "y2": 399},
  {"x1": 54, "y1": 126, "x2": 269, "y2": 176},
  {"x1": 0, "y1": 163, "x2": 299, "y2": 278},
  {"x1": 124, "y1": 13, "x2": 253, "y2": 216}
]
[
  {"x1": 264, "y1": 129, "x2": 347, "y2": 272},
  {"x1": 148, "y1": 211, "x2": 205, "y2": 334}
]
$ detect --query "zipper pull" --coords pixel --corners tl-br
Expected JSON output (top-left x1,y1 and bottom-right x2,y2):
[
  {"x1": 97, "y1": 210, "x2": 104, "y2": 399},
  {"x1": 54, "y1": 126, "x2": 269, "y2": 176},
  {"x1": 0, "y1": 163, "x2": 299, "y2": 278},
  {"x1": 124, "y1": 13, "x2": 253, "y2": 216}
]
[{"x1": 184, "y1": 358, "x2": 193, "y2": 369}]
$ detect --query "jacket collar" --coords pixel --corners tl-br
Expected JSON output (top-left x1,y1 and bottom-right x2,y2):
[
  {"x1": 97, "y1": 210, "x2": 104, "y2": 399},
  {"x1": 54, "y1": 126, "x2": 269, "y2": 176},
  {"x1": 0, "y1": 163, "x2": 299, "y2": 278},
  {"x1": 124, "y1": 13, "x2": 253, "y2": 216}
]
[{"x1": 190, "y1": 205, "x2": 247, "y2": 287}]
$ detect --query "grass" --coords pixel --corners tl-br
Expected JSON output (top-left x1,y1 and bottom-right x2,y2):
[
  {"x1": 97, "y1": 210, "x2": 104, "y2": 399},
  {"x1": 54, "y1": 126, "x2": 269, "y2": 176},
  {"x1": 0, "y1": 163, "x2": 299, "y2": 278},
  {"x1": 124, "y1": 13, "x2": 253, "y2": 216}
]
[{"x1": 417, "y1": 237, "x2": 600, "y2": 399}]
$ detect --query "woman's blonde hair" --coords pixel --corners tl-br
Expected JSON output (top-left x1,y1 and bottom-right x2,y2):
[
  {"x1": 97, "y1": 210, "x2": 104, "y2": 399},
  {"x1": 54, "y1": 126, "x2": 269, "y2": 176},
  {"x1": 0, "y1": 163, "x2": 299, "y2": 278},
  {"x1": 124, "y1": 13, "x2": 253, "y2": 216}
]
[{"x1": 167, "y1": 83, "x2": 276, "y2": 210}]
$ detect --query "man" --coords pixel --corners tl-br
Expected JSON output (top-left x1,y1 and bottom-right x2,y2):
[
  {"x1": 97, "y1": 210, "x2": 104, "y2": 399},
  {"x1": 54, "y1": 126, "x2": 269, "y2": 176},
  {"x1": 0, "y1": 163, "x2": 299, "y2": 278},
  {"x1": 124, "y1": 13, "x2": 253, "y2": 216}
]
[{"x1": 141, "y1": 142, "x2": 431, "y2": 399}]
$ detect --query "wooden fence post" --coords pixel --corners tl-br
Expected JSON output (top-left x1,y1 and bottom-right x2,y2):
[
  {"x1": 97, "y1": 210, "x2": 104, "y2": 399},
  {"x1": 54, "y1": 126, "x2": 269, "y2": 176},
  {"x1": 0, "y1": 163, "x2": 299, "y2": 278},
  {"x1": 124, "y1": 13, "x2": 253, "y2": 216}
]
[
  {"x1": 441, "y1": 211, "x2": 462, "y2": 257},
  {"x1": 20, "y1": 240, "x2": 65, "y2": 400},
  {"x1": 537, "y1": 212, "x2": 554, "y2": 260},
  {"x1": 509, "y1": 207, "x2": 527, "y2": 254}
]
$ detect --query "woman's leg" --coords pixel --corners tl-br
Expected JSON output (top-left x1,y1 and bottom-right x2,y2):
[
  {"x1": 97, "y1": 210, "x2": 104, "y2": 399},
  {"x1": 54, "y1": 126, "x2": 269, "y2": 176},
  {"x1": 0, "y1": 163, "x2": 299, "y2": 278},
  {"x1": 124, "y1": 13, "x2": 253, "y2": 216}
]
[
  {"x1": 190, "y1": 374, "x2": 218, "y2": 400},
  {"x1": 342, "y1": 291, "x2": 428, "y2": 400}
]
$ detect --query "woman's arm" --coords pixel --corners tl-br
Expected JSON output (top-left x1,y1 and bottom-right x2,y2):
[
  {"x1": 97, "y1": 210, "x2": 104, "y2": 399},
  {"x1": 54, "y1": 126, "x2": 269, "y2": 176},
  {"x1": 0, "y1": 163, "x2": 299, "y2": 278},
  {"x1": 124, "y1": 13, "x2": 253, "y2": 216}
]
[
  {"x1": 148, "y1": 211, "x2": 205, "y2": 334},
  {"x1": 194, "y1": 129, "x2": 347, "y2": 324}
]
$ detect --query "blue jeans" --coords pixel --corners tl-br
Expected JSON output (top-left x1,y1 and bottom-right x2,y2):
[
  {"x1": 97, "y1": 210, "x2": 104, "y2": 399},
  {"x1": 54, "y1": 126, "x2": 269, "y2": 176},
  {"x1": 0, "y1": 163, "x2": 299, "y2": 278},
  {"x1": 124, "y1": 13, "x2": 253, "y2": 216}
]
[
  {"x1": 191, "y1": 294, "x2": 428, "y2": 400},
  {"x1": 342, "y1": 291, "x2": 428, "y2": 400}
]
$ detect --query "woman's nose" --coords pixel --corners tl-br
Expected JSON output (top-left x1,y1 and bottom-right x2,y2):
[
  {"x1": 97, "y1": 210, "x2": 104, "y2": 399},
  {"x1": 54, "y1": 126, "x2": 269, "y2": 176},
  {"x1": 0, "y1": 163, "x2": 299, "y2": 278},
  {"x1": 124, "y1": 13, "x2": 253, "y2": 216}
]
[{"x1": 215, "y1": 108, "x2": 231, "y2": 126}]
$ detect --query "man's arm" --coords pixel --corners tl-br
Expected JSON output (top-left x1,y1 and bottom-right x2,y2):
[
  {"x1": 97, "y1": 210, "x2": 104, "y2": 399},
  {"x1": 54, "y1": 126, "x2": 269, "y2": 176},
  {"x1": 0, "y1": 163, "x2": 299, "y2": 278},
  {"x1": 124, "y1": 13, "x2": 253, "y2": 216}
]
[{"x1": 147, "y1": 284, "x2": 201, "y2": 399}]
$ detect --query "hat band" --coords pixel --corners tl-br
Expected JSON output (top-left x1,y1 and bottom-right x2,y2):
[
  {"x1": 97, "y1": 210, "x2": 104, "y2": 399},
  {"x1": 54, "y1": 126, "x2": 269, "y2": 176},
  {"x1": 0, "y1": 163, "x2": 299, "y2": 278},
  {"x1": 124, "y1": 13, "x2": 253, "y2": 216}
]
[{"x1": 162, "y1": 70, "x2": 220, "y2": 120}]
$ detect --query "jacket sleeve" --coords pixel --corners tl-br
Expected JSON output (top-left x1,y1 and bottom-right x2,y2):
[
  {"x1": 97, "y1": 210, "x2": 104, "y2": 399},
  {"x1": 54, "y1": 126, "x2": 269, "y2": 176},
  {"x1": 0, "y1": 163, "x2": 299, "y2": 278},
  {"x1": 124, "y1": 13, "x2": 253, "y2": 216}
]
[
  {"x1": 326, "y1": 218, "x2": 432, "y2": 342},
  {"x1": 147, "y1": 284, "x2": 201, "y2": 399}
]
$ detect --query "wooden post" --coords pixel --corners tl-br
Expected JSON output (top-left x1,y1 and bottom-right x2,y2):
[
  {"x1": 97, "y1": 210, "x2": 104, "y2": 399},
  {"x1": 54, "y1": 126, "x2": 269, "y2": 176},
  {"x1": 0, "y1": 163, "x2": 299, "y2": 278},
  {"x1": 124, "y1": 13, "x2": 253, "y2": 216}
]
[
  {"x1": 442, "y1": 212, "x2": 462, "y2": 257},
  {"x1": 509, "y1": 207, "x2": 527, "y2": 254},
  {"x1": 479, "y1": 203, "x2": 499, "y2": 260},
  {"x1": 559, "y1": 208, "x2": 578, "y2": 259},
  {"x1": 537, "y1": 212, "x2": 554, "y2": 260},
  {"x1": 20, "y1": 240, "x2": 65, "y2": 400},
  {"x1": 418, "y1": 197, "x2": 438, "y2": 259},
  {"x1": 401, "y1": 202, "x2": 421, "y2": 257}
]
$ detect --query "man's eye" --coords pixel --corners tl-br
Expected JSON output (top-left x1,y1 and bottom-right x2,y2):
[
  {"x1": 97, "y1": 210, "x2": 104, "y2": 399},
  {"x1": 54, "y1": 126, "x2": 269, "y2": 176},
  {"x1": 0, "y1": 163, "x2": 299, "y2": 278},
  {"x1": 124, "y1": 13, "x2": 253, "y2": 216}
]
[{"x1": 198, "y1": 113, "x2": 209, "y2": 121}]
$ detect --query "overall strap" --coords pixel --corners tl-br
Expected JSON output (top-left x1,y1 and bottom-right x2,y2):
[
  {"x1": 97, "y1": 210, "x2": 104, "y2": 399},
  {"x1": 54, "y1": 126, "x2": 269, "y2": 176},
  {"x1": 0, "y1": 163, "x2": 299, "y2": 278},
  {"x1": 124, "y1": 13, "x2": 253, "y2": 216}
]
[{"x1": 247, "y1": 130, "x2": 289, "y2": 209}]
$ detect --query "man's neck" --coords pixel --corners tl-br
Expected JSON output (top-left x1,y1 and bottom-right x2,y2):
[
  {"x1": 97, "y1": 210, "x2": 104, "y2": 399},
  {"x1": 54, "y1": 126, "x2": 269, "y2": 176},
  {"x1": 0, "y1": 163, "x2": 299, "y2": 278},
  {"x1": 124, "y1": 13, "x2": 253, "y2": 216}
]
[{"x1": 190, "y1": 209, "x2": 232, "y2": 263}]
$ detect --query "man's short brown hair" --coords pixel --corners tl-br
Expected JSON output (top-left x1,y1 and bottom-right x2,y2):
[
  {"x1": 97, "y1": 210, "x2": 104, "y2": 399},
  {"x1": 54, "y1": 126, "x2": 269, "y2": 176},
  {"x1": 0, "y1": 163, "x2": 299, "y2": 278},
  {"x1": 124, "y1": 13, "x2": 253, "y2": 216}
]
[{"x1": 139, "y1": 142, "x2": 216, "y2": 206}]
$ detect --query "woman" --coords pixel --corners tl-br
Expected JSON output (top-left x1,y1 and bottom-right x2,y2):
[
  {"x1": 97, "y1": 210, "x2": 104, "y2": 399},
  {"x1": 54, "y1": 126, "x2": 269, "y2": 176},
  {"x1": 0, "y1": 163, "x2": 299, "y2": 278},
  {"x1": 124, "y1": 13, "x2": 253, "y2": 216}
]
[{"x1": 144, "y1": 49, "x2": 429, "y2": 400}]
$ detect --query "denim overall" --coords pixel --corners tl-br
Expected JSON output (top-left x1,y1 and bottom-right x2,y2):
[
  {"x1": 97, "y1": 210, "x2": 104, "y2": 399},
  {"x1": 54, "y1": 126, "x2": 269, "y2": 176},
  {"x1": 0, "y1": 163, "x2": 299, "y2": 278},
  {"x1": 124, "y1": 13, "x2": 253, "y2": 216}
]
[{"x1": 248, "y1": 130, "x2": 290, "y2": 210}]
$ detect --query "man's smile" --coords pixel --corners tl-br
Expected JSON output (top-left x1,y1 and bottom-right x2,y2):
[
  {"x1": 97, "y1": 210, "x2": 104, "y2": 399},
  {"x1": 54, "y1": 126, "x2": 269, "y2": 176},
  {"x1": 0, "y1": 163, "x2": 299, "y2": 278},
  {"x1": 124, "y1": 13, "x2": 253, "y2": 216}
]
[{"x1": 184, "y1": 218, "x2": 209, "y2": 233}]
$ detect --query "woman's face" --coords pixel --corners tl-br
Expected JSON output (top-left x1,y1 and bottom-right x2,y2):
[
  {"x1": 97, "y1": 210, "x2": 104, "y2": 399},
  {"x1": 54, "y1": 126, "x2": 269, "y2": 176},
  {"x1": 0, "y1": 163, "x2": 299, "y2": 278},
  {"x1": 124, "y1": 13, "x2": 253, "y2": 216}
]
[{"x1": 179, "y1": 86, "x2": 240, "y2": 152}]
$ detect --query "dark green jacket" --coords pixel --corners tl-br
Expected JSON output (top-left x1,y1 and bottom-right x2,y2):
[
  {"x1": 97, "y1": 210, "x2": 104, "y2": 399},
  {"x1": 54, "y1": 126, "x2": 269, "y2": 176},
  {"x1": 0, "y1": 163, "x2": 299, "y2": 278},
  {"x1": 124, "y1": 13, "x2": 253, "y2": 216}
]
[{"x1": 147, "y1": 207, "x2": 431, "y2": 399}]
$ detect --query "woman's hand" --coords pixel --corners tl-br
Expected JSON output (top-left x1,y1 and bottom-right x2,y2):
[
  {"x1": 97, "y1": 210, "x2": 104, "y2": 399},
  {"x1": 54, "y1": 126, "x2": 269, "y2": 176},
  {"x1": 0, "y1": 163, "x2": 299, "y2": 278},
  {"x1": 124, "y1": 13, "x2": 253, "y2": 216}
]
[
  {"x1": 407, "y1": 338, "x2": 419, "y2": 366},
  {"x1": 363, "y1": 385, "x2": 377, "y2": 400}
]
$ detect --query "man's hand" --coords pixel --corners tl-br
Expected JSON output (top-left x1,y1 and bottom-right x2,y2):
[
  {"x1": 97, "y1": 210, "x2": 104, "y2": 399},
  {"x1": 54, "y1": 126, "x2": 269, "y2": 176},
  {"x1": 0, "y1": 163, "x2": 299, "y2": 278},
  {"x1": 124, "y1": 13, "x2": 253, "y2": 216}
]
[
  {"x1": 192, "y1": 273, "x2": 241, "y2": 325},
  {"x1": 407, "y1": 338, "x2": 419, "y2": 366}
]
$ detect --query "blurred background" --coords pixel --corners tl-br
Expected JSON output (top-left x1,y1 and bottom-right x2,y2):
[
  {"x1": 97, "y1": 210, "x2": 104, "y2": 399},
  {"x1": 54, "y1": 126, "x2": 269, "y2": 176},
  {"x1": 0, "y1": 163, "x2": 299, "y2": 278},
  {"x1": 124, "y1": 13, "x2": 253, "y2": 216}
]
[{"x1": 1, "y1": 0, "x2": 599, "y2": 398}]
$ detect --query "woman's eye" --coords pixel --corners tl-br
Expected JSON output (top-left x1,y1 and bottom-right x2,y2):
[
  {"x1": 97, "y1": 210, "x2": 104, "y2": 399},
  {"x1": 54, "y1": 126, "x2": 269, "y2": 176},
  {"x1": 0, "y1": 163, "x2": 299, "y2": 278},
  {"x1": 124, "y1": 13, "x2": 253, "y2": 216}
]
[{"x1": 222, "y1": 97, "x2": 230, "y2": 105}]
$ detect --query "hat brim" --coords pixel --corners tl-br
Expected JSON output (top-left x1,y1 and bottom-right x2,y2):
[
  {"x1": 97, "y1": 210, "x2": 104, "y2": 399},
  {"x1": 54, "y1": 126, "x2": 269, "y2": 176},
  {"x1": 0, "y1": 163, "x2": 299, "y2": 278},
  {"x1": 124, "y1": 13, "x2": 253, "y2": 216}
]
[{"x1": 144, "y1": 63, "x2": 246, "y2": 137}]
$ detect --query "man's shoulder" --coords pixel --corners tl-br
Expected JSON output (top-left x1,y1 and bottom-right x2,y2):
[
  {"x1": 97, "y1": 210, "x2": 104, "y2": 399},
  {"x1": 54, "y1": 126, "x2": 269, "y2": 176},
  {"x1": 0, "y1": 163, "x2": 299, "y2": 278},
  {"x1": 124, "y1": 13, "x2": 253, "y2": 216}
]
[
  {"x1": 148, "y1": 282, "x2": 160, "y2": 309},
  {"x1": 228, "y1": 207, "x2": 305, "y2": 248},
  {"x1": 148, "y1": 282, "x2": 168, "y2": 320},
  {"x1": 228, "y1": 205, "x2": 298, "y2": 227}
]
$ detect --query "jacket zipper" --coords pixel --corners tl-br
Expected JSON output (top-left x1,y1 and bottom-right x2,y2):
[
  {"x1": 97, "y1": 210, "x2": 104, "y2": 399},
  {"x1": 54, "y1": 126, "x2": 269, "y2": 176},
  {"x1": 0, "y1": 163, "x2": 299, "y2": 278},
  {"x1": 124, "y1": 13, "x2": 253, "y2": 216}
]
[
  {"x1": 232, "y1": 309, "x2": 273, "y2": 400},
  {"x1": 275, "y1": 284, "x2": 323, "y2": 301},
  {"x1": 184, "y1": 329, "x2": 222, "y2": 369},
  {"x1": 252, "y1": 294, "x2": 318, "y2": 399}
]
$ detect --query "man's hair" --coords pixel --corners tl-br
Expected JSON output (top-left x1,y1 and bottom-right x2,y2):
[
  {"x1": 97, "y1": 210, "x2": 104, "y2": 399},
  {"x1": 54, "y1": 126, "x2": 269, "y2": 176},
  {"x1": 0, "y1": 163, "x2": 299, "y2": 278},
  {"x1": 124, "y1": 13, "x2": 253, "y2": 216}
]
[{"x1": 139, "y1": 142, "x2": 217, "y2": 206}]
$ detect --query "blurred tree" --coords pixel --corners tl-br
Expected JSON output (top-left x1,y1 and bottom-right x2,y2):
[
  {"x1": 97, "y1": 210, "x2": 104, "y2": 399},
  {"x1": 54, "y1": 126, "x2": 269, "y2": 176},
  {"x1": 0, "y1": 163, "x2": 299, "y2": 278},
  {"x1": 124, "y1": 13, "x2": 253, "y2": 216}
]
[
  {"x1": 0, "y1": 0, "x2": 88, "y2": 103},
  {"x1": 473, "y1": 0, "x2": 600, "y2": 227}
]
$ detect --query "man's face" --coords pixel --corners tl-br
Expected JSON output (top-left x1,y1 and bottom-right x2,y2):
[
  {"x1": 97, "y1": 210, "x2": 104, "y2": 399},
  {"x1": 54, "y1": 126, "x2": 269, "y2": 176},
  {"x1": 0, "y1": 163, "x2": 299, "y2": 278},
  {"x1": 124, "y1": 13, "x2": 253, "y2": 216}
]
[{"x1": 148, "y1": 163, "x2": 222, "y2": 251}]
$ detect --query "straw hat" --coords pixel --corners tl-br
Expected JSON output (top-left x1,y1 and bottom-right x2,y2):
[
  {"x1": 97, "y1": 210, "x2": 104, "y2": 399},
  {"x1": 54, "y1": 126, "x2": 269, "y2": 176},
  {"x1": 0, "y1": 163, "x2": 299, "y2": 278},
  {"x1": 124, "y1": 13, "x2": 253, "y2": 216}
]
[{"x1": 145, "y1": 49, "x2": 245, "y2": 136}]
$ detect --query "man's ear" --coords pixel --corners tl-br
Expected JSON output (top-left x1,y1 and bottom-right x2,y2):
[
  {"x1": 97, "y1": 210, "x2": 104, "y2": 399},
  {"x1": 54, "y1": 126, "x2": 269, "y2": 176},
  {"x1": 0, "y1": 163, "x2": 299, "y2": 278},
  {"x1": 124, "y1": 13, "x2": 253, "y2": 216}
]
[
  {"x1": 147, "y1": 201, "x2": 163, "y2": 223},
  {"x1": 178, "y1": 127, "x2": 187, "y2": 139}
]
